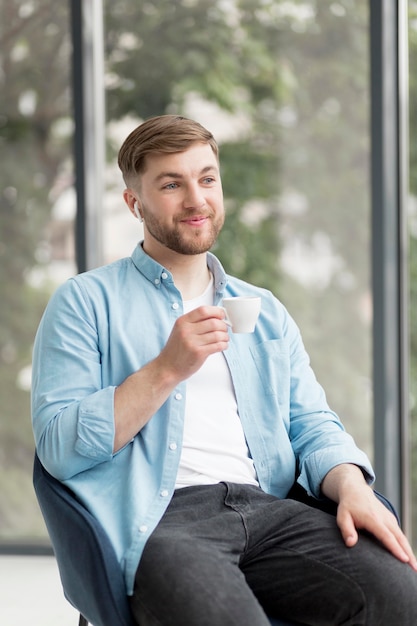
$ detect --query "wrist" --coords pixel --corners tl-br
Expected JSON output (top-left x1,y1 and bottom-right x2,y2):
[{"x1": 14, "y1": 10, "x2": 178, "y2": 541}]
[{"x1": 321, "y1": 463, "x2": 368, "y2": 503}]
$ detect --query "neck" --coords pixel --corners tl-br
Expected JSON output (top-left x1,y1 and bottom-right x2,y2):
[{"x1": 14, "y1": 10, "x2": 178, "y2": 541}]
[
  {"x1": 143, "y1": 240, "x2": 211, "y2": 300},
  {"x1": 172, "y1": 257, "x2": 212, "y2": 300}
]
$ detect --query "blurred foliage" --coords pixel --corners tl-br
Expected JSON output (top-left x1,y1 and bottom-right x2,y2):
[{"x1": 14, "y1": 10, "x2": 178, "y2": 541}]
[
  {"x1": 0, "y1": 0, "x2": 73, "y2": 538},
  {"x1": 1, "y1": 0, "x2": 415, "y2": 547}
]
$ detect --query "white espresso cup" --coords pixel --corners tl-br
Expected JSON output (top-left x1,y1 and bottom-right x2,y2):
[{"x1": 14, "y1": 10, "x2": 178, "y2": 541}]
[{"x1": 222, "y1": 296, "x2": 261, "y2": 333}]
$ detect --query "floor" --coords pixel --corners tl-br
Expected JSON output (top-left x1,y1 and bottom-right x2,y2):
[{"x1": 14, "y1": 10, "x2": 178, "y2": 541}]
[{"x1": 0, "y1": 555, "x2": 79, "y2": 626}]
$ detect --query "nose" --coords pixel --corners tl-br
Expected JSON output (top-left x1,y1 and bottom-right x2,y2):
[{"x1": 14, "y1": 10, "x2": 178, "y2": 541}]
[{"x1": 183, "y1": 182, "x2": 206, "y2": 209}]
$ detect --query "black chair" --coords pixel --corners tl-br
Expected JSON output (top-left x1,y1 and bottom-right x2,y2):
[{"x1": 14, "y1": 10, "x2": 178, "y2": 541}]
[
  {"x1": 33, "y1": 453, "x2": 397, "y2": 626},
  {"x1": 33, "y1": 453, "x2": 135, "y2": 626}
]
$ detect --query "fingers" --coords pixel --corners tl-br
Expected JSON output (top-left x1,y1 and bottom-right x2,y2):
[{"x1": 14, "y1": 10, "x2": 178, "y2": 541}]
[
  {"x1": 336, "y1": 509, "x2": 358, "y2": 547},
  {"x1": 186, "y1": 305, "x2": 229, "y2": 328},
  {"x1": 160, "y1": 306, "x2": 230, "y2": 381},
  {"x1": 375, "y1": 521, "x2": 417, "y2": 570},
  {"x1": 178, "y1": 306, "x2": 230, "y2": 344},
  {"x1": 399, "y1": 533, "x2": 417, "y2": 571},
  {"x1": 337, "y1": 503, "x2": 417, "y2": 571}
]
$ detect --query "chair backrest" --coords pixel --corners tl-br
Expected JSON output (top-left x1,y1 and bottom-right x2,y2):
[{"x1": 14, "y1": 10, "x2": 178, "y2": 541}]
[{"x1": 33, "y1": 453, "x2": 136, "y2": 626}]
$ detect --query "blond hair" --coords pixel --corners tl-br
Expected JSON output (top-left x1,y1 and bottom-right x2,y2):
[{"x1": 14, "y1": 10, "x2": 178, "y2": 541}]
[{"x1": 118, "y1": 115, "x2": 219, "y2": 186}]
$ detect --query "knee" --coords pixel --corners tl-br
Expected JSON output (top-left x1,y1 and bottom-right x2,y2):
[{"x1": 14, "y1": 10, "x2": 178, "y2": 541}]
[{"x1": 362, "y1": 555, "x2": 417, "y2": 624}]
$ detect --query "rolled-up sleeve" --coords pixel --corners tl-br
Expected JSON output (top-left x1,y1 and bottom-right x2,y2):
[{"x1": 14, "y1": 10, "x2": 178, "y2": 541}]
[{"x1": 31, "y1": 278, "x2": 116, "y2": 480}]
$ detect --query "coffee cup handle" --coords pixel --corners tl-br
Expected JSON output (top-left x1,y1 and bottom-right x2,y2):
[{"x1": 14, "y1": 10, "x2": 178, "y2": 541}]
[{"x1": 220, "y1": 306, "x2": 233, "y2": 328}]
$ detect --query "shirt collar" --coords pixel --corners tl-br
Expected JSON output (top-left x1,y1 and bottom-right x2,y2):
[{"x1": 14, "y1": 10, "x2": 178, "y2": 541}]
[{"x1": 130, "y1": 242, "x2": 228, "y2": 296}]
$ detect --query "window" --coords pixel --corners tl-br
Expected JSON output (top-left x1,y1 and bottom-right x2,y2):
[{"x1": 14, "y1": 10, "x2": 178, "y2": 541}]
[
  {"x1": 0, "y1": 1, "x2": 75, "y2": 545},
  {"x1": 2, "y1": 0, "x2": 408, "y2": 549}
]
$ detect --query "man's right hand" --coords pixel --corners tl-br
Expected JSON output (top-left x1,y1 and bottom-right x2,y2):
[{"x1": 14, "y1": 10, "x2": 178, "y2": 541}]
[
  {"x1": 158, "y1": 305, "x2": 230, "y2": 382},
  {"x1": 113, "y1": 306, "x2": 229, "y2": 452}
]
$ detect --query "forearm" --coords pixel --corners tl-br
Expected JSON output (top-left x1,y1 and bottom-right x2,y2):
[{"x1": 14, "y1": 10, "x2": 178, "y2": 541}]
[
  {"x1": 114, "y1": 305, "x2": 230, "y2": 452},
  {"x1": 321, "y1": 462, "x2": 371, "y2": 503},
  {"x1": 113, "y1": 355, "x2": 180, "y2": 452}
]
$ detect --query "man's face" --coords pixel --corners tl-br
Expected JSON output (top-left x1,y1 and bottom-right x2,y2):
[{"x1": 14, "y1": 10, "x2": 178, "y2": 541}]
[{"x1": 136, "y1": 142, "x2": 225, "y2": 257}]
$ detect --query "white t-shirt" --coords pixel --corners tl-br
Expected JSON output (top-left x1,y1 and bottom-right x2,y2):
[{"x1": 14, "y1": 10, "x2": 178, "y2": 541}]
[{"x1": 175, "y1": 275, "x2": 259, "y2": 489}]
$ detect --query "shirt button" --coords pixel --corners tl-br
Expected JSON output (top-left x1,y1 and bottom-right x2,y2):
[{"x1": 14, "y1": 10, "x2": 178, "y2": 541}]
[
  {"x1": 161, "y1": 272, "x2": 168, "y2": 279},
  {"x1": 160, "y1": 490, "x2": 169, "y2": 497},
  {"x1": 154, "y1": 278, "x2": 160, "y2": 285},
  {"x1": 175, "y1": 393, "x2": 182, "y2": 400},
  {"x1": 169, "y1": 442, "x2": 177, "y2": 451},
  {"x1": 139, "y1": 525, "x2": 148, "y2": 533},
  {"x1": 172, "y1": 302, "x2": 179, "y2": 310}
]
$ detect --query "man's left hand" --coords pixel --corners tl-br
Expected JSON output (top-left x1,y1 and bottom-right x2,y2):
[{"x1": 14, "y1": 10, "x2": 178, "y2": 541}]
[{"x1": 322, "y1": 463, "x2": 417, "y2": 571}]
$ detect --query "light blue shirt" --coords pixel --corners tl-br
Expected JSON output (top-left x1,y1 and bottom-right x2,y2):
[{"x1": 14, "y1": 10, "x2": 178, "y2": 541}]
[{"x1": 31, "y1": 243, "x2": 374, "y2": 595}]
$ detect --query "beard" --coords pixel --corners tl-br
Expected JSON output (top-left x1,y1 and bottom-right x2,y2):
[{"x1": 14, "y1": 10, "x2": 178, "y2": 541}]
[{"x1": 142, "y1": 208, "x2": 225, "y2": 255}]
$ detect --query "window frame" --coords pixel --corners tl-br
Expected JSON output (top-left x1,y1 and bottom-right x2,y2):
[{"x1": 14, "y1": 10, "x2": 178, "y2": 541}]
[{"x1": 370, "y1": 0, "x2": 411, "y2": 532}]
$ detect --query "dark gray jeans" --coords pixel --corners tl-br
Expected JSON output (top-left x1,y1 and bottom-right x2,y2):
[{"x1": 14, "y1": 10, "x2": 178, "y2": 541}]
[{"x1": 129, "y1": 482, "x2": 417, "y2": 625}]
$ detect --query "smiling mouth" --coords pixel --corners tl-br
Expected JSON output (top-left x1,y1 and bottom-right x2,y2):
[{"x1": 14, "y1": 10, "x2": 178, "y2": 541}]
[{"x1": 180, "y1": 216, "x2": 209, "y2": 226}]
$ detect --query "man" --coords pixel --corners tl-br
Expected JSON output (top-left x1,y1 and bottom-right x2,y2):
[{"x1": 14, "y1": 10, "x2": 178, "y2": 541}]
[{"x1": 32, "y1": 115, "x2": 417, "y2": 625}]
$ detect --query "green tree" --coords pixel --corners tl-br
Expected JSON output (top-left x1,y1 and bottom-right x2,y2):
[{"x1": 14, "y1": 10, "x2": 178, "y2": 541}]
[{"x1": 104, "y1": 0, "x2": 286, "y2": 286}]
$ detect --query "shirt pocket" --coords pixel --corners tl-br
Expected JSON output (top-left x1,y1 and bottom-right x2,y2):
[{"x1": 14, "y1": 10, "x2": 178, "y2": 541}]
[{"x1": 250, "y1": 339, "x2": 290, "y2": 412}]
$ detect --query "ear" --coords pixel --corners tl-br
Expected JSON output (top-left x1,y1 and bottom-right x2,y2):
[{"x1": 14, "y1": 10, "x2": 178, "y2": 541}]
[{"x1": 123, "y1": 189, "x2": 143, "y2": 221}]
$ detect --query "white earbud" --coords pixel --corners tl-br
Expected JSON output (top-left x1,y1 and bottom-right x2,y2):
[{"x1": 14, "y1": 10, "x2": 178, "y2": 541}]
[{"x1": 133, "y1": 201, "x2": 143, "y2": 222}]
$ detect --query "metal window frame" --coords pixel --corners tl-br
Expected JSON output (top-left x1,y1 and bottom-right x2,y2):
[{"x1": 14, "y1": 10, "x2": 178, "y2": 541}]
[
  {"x1": 370, "y1": 0, "x2": 410, "y2": 532},
  {"x1": 70, "y1": 0, "x2": 105, "y2": 273}
]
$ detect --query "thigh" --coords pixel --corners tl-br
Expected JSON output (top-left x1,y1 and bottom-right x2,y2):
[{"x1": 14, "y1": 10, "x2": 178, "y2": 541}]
[
  {"x1": 130, "y1": 484, "x2": 272, "y2": 626},
  {"x1": 241, "y1": 498, "x2": 417, "y2": 626}
]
